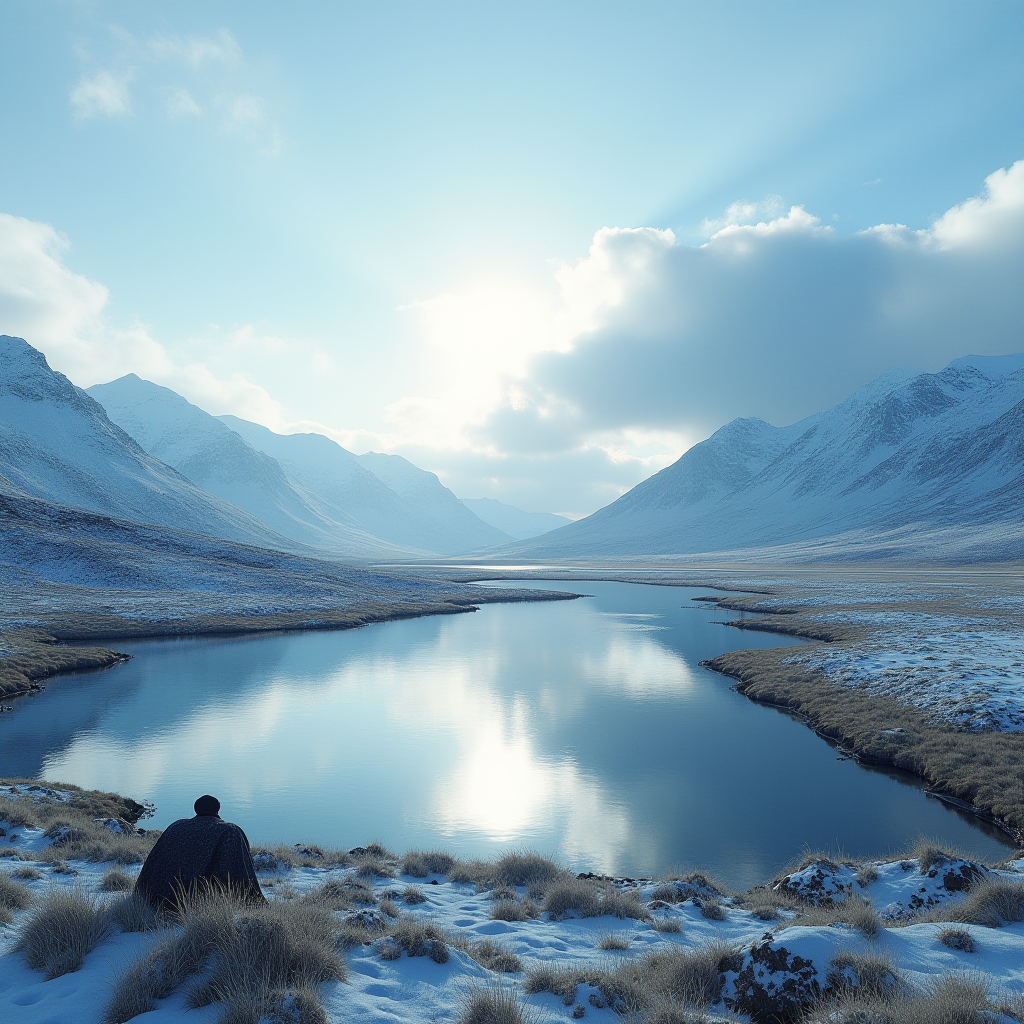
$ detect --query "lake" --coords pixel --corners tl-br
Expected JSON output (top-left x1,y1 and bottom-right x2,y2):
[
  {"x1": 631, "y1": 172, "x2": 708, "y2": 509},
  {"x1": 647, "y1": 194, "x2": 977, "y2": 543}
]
[{"x1": 0, "y1": 580, "x2": 1013, "y2": 888}]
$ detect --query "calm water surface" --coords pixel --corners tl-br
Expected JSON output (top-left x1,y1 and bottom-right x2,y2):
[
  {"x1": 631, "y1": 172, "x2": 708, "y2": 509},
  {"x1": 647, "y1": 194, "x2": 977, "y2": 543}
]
[{"x1": 0, "y1": 581, "x2": 1013, "y2": 888}]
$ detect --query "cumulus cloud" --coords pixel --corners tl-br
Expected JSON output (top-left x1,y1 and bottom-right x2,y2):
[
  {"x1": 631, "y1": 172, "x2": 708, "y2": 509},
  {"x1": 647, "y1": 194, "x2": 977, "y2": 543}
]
[
  {"x1": 0, "y1": 212, "x2": 285, "y2": 427},
  {"x1": 70, "y1": 70, "x2": 132, "y2": 119},
  {"x1": 480, "y1": 160, "x2": 1024, "y2": 459}
]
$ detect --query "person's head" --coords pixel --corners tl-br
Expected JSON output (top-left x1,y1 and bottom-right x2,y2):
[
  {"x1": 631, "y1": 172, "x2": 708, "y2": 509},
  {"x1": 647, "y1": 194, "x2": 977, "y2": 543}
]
[{"x1": 194, "y1": 794, "x2": 221, "y2": 817}]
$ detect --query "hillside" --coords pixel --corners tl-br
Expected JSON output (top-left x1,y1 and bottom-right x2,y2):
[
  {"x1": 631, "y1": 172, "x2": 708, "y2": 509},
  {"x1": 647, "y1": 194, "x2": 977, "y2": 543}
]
[
  {"x1": 0, "y1": 337, "x2": 300, "y2": 553},
  {"x1": 512, "y1": 356, "x2": 1024, "y2": 561},
  {"x1": 88, "y1": 376, "x2": 406, "y2": 560},
  {"x1": 221, "y1": 416, "x2": 510, "y2": 555}
]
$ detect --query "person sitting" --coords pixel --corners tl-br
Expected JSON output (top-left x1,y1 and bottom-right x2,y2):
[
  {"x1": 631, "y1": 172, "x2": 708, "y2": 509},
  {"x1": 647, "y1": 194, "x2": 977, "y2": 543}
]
[{"x1": 134, "y1": 794, "x2": 266, "y2": 910}]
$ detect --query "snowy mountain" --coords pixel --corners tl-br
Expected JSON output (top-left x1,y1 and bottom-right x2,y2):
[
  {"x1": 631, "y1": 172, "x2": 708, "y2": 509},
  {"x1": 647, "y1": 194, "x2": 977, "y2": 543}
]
[
  {"x1": 513, "y1": 356, "x2": 1024, "y2": 561},
  {"x1": 0, "y1": 336, "x2": 299, "y2": 551},
  {"x1": 356, "y1": 451, "x2": 511, "y2": 551},
  {"x1": 220, "y1": 416, "x2": 510, "y2": 555},
  {"x1": 88, "y1": 376, "x2": 408, "y2": 560},
  {"x1": 461, "y1": 497, "x2": 572, "y2": 540}
]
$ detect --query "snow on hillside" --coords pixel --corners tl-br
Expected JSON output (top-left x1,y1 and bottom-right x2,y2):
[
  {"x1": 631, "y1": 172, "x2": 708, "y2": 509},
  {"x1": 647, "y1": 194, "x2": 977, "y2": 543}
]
[
  {"x1": 221, "y1": 416, "x2": 510, "y2": 556},
  {"x1": 357, "y1": 451, "x2": 511, "y2": 550},
  {"x1": 513, "y1": 356, "x2": 1024, "y2": 560},
  {"x1": 88, "y1": 376, "x2": 410, "y2": 560},
  {"x1": 461, "y1": 497, "x2": 572, "y2": 540},
  {"x1": 0, "y1": 337, "x2": 296, "y2": 552}
]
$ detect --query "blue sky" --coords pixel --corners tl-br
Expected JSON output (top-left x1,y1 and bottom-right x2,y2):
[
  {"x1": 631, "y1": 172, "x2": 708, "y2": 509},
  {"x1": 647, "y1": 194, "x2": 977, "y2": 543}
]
[{"x1": 1, "y1": 1, "x2": 1022, "y2": 515}]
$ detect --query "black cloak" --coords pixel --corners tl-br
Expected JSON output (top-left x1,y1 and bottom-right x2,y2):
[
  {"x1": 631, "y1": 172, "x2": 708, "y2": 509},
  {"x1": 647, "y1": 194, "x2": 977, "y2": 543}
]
[{"x1": 134, "y1": 814, "x2": 265, "y2": 910}]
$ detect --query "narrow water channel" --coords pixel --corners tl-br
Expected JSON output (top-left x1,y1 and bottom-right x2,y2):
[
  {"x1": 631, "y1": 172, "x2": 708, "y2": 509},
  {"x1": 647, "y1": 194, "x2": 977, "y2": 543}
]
[{"x1": 0, "y1": 581, "x2": 1012, "y2": 888}]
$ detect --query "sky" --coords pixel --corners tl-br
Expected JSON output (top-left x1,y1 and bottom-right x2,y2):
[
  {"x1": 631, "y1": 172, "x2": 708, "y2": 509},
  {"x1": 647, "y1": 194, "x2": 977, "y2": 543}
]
[{"x1": 0, "y1": 2, "x2": 1022, "y2": 517}]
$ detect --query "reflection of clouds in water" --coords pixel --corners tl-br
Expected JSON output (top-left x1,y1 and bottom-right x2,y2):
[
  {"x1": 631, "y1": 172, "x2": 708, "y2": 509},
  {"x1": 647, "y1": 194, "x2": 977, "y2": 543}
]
[
  {"x1": 584, "y1": 621, "x2": 697, "y2": 699},
  {"x1": 45, "y1": 603, "x2": 647, "y2": 868}
]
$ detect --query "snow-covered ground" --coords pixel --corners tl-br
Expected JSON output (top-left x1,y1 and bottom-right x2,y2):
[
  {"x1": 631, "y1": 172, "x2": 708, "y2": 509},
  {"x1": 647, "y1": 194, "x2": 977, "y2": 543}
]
[
  {"x1": 711, "y1": 574, "x2": 1024, "y2": 733},
  {"x1": 3, "y1": 812, "x2": 1024, "y2": 1023}
]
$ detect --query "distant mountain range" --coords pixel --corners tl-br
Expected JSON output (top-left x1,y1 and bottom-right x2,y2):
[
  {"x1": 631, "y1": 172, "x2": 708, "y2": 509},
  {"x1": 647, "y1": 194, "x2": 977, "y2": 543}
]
[
  {"x1": 511, "y1": 355, "x2": 1024, "y2": 562},
  {"x1": 0, "y1": 336, "x2": 569, "y2": 565},
  {"x1": 461, "y1": 497, "x2": 572, "y2": 540},
  {"x1": 4, "y1": 334, "x2": 1022, "y2": 569}
]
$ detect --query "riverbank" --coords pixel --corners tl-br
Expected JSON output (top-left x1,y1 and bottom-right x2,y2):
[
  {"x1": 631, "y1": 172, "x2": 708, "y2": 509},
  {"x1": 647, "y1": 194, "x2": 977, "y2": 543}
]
[
  {"x1": 446, "y1": 566, "x2": 1024, "y2": 843},
  {"x1": 1, "y1": 780, "x2": 1024, "y2": 1024},
  {"x1": 0, "y1": 570, "x2": 577, "y2": 701}
]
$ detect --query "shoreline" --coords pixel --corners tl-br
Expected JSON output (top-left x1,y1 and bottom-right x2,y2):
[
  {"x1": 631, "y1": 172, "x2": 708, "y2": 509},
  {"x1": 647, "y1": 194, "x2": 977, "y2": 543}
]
[
  {"x1": 0, "y1": 586, "x2": 579, "y2": 703},
  {"x1": 450, "y1": 567, "x2": 1024, "y2": 848}
]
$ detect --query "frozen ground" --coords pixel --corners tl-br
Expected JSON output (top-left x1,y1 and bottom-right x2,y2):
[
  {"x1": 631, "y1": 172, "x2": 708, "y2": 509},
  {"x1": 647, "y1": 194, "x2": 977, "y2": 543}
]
[{"x1": 3, "y1": 800, "x2": 1024, "y2": 1023}]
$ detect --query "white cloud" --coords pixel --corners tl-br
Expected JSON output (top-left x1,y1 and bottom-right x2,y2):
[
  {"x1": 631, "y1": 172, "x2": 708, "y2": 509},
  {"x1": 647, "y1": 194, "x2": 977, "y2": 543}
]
[
  {"x1": 166, "y1": 88, "x2": 202, "y2": 119},
  {"x1": 0, "y1": 212, "x2": 285, "y2": 426},
  {"x1": 70, "y1": 70, "x2": 132, "y2": 119},
  {"x1": 149, "y1": 29, "x2": 240, "y2": 67}
]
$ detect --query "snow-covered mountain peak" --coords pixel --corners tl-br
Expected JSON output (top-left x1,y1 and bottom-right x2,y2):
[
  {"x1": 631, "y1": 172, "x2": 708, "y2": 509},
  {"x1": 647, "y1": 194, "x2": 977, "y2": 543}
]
[{"x1": 0, "y1": 335, "x2": 96, "y2": 415}]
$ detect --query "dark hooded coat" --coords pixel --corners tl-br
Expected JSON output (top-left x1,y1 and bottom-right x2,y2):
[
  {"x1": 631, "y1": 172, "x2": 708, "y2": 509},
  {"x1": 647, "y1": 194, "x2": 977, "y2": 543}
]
[{"x1": 134, "y1": 813, "x2": 265, "y2": 910}]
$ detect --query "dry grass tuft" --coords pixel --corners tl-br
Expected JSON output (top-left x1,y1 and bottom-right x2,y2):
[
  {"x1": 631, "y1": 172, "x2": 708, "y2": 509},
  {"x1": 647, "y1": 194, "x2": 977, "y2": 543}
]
[
  {"x1": 10, "y1": 865, "x2": 44, "y2": 881},
  {"x1": 299, "y1": 877, "x2": 376, "y2": 911},
  {"x1": 0, "y1": 872, "x2": 34, "y2": 914},
  {"x1": 107, "y1": 892, "x2": 161, "y2": 933},
  {"x1": 459, "y1": 983, "x2": 536, "y2": 1024},
  {"x1": 598, "y1": 930, "x2": 630, "y2": 951},
  {"x1": 784, "y1": 895, "x2": 880, "y2": 938},
  {"x1": 16, "y1": 887, "x2": 111, "y2": 979},
  {"x1": 403, "y1": 885, "x2": 426, "y2": 904},
  {"x1": 826, "y1": 949, "x2": 902, "y2": 1000},
  {"x1": 384, "y1": 916, "x2": 451, "y2": 963},
  {"x1": 99, "y1": 868, "x2": 135, "y2": 892},
  {"x1": 694, "y1": 896, "x2": 726, "y2": 921},
  {"x1": 467, "y1": 939, "x2": 523, "y2": 974},
  {"x1": 106, "y1": 890, "x2": 343, "y2": 1024},
  {"x1": 937, "y1": 926, "x2": 976, "y2": 953},
  {"x1": 805, "y1": 971, "x2": 994, "y2": 1024},
  {"x1": 526, "y1": 941, "x2": 733, "y2": 1018},
  {"x1": 490, "y1": 899, "x2": 540, "y2": 922},
  {"x1": 544, "y1": 878, "x2": 649, "y2": 921},
  {"x1": 925, "y1": 878, "x2": 1024, "y2": 928},
  {"x1": 652, "y1": 917, "x2": 682, "y2": 933},
  {"x1": 399, "y1": 849, "x2": 456, "y2": 878}
]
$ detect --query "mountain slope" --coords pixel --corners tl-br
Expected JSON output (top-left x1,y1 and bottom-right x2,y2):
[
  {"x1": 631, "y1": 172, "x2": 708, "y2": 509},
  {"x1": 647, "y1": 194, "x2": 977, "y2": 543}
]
[
  {"x1": 0, "y1": 336, "x2": 302, "y2": 551},
  {"x1": 460, "y1": 497, "x2": 571, "y2": 540},
  {"x1": 355, "y1": 451, "x2": 511, "y2": 551},
  {"x1": 88, "y1": 376, "x2": 408, "y2": 560},
  {"x1": 220, "y1": 416, "x2": 506, "y2": 555},
  {"x1": 513, "y1": 356, "x2": 1024, "y2": 560}
]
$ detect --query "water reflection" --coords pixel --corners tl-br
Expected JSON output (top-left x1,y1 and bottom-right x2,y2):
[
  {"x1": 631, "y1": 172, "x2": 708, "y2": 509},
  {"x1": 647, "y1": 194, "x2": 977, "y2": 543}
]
[{"x1": 0, "y1": 581, "x2": 1014, "y2": 888}]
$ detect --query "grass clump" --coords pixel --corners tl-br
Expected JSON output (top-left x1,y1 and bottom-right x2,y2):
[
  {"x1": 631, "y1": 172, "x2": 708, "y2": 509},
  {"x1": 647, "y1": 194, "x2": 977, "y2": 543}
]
[
  {"x1": 805, "y1": 972, "x2": 994, "y2": 1024},
  {"x1": 403, "y1": 885, "x2": 426, "y2": 904},
  {"x1": 937, "y1": 926, "x2": 976, "y2": 953},
  {"x1": 15, "y1": 887, "x2": 111, "y2": 979},
  {"x1": 543, "y1": 878, "x2": 649, "y2": 921},
  {"x1": 468, "y1": 939, "x2": 523, "y2": 974},
  {"x1": 105, "y1": 890, "x2": 343, "y2": 1024},
  {"x1": 0, "y1": 872, "x2": 34, "y2": 920},
  {"x1": 598, "y1": 931, "x2": 630, "y2": 951},
  {"x1": 926, "y1": 879, "x2": 1024, "y2": 928},
  {"x1": 382, "y1": 916, "x2": 451, "y2": 963},
  {"x1": 459, "y1": 983, "x2": 535, "y2": 1024},
  {"x1": 299, "y1": 877, "x2": 375, "y2": 911},
  {"x1": 107, "y1": 892, "x2": 160, "y2": 933},
  {"x1": 10, "y1": 865, "x2": 44, "y2": 881},
  {"x1": 490, "y1": 899, "x2": 540, "y2": 922},
  {"x1": 652, "y1": 917, "x2": 682, "y2": 933},
  {"x1": 784, "y1": 896, "x2": 880, "y2": 938},
  {"x1": 826, "y1": 949, "x2": 902, "y2": 1000},
  {"x1": 694, "y1": 896, "x2": 726, "y2": 921},
  {"x1": 526, "y1": 941, "x2": 734, "y2": 1018},
  {"x1": 99, "y1": 868, "x2": 135, "y2": 892}
]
